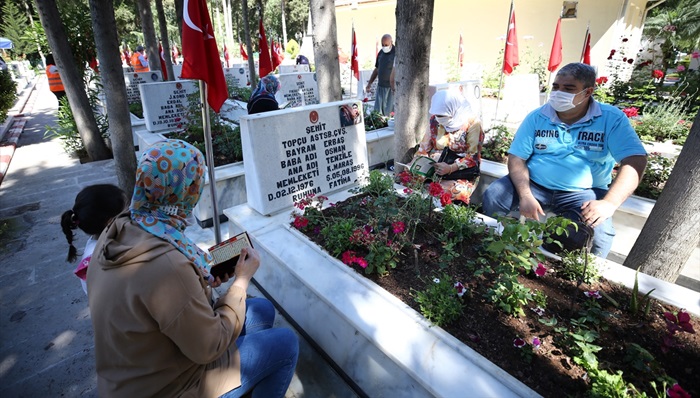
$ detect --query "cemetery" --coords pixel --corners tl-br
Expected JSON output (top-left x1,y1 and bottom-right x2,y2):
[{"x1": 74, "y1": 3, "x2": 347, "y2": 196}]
[{"x1": 1, "y1": 0, "x2": 699, "y2": 396}]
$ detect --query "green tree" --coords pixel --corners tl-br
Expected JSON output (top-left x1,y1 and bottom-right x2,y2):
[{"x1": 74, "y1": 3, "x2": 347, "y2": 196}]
[
  {"x1": 1, "y1": 0, "x2": 33, "y2": 59},
  {"x1": 644, "y1": 0, "x2": 700, "y2": 70},
  {"x1": 264, "y1": 0, "x2": 308, "y2": 46}
]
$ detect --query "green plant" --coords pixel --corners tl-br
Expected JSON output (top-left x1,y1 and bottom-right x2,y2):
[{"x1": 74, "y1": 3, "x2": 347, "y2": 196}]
[
  {"x1": 228, "y1": 85, "x2": 252, "y2": 102},
  {"x1": 630, "y1": 267, "x2": 656, "y2": 317},
  {"x1": 321, "y1": 218, "x2": 356, "y2": 256},
  {"x1": 485, "y1": 273, "x2": 532, "y2": 317},
  {"x1": 364, "y1": 110, "x2": 388, "y2": 131},
  {"x1": 633, "y1": 99, "x2": 692, "y2": 145},
  {"x1": 558, "y1": 249, "x2": 601, "y2": 284},
  {"x1": 633, "y1": 152, "x2": 675, "y2": 200},
  {"x1": 412, "y1": 273, "x2": 464, "y2": 326},
  {"x1": 45, "y1": 97, "x2": 85, "y2": 155},
  {"x1": 624, "y1": 343, "x2": 659, "y2": 374},
  {"x1": 481, "y1": 124, "x2": 513, "y2": 163},
  {"x1": 532, "y1": 289, "x2": 547, "y2": 309},
  {"x1": 129, "y1": 102, "x2": 143, "y2": 118},
  {"x1": 359, "y1": 169, "x2": 394, "y2": 198},
  {"x1": 0, "y1": 70, "x2": 17, "y2": 122},
  {"x1": 285, "y1": 39, "x2": 300, "y2": 59},
  {"x1": 589, "y1": 369, "x2": 629, "y2": 398}
]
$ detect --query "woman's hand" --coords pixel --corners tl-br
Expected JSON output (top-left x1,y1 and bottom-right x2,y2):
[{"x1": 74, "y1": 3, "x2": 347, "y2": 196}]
[
  {"x1": 231, "y1": 248, "x2": 260, "y2": 292},
  {"x1": 434, "y1": 162, "x2": 454, "y2": 176}
]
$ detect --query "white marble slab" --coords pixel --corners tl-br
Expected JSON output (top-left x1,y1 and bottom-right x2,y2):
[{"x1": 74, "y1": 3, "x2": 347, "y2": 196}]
[
  {"x1": 124, "y1": 71, "x2": 163, "y2": 103},
  {"x1": 275, "y1": 72, "x2": 319, "y2": 108},
  {"x1": 220, "y1": 99, "x2": 248, "y2": 124},
  {"x1": 239, "y1": 99, "x2": 368, "y2": 215},
  {"x1": 139, "y1": 80, "x2": 198, "y2": 132},
  {"x1": 357, "y1": 69, "x2": 378, "y2": 100},
  {"x1": 193, "y1": 162, "x2": 247, "y2": 226},
  {"x1": 224, "y1": 66, "x2": 250, "y2": 88}
]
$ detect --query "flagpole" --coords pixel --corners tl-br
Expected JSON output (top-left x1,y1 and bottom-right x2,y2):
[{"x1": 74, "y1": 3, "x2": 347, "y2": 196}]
[
  {"x1": 350, "y1": 21, "x2": 354, "y2": 99},
  {"x1": 494, "y1": 0, "x2": 514, "y2": 123},
  {"x1": 580, "y1": 22, "x2": 590, "y2": 62},
  {"x1": 199, "y1": 80, "x2": 222, "y2": 244}
]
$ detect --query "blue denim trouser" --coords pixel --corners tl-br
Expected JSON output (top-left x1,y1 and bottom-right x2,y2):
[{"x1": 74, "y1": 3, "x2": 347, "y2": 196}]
[
  {"x1": 375, "y1": 85, "x2": 394, "y2": 116},
  {"x1": 481, "y1": 176, "x2": 615, "y2": 258},
  {"x1": 220, "y1": 298, "x2": 299, "y2": 398}
]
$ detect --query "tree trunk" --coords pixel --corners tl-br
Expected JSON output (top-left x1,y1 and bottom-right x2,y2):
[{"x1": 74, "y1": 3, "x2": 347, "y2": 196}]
[
  {"x1": 625, "y1": 111, "x2": 700, "y2": 282},
  {"x1": 393, "y1": 0, "x2": 435, "y2": 168},
  {"x1": 34, "y1": 0, "x2": 111, "y2": 161},
  {"x1": 88, "y1": 0, "x2": 137, "y2": 197},
  {"x1": 136, "y1": 0, "x2": 160, "y2": 72},
  {"x1": 174, "y1": 0, "x2": 183, "y2": 40},
  {"x1": 241, "y1": 0, "x2": 257, "y2": 86},
  {"x1": 155, "y1": 0, "x2": 174, "y2": 80},
  {"x1": 309, "y1": 0, "x2": 341, "y2": 103}
]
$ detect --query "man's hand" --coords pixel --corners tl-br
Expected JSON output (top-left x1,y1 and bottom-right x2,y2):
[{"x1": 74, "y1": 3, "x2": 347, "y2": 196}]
[
  {"x1": 519, "y1": 193, "x2": 545, "y2": 221},
  {"x1": 365, "y1": 84, "x2": 372, "y2": 93},
  {"x1": 581, "y1": 199, "x2": 616, "y2": 227}
]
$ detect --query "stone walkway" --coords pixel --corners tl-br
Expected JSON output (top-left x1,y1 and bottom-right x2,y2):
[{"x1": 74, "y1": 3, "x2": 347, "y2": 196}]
[{"x1": 0, "y1": 78, "x2": 358, "y2": 397}]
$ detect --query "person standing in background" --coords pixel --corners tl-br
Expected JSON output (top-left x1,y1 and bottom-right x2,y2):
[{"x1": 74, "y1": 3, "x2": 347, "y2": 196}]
[
  {"x1": 365, "y1": 34, "x2": 396, "y2": 116},
  {"x1": 130, "y1": 45, "x2": 149, "y2": 72},
  {"x1": 45, "y1": 54, "x2": 65, "y2": 101}
]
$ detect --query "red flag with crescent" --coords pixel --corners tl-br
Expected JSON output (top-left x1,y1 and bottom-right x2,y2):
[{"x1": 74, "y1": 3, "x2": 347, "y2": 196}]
[{"x1": 181, "y1": 0, "x2": 228, "y2": 112}]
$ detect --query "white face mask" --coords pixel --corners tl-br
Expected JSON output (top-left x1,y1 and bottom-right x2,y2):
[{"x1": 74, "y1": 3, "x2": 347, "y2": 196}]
[
  {"x1": 382, "y1": 45, "x2": 392, "y2": 53},
  {"x1": 548, "y1": 89, "x2": 587, "y2": 112}
]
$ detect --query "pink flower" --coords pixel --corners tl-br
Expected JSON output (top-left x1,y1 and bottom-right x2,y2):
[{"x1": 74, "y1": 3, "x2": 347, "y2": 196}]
[
  {"x1": 293, "y1": 216, "x2": 309, "y2": 229},
  {"x1": 533, "y1": 263, "x2": 547, "y2": 277},
  {"x1": 354, "y1": 257, "x2": 368, "y2": 269},
  {"x1": 428, "y1": 182, "x2": 444, "y2": 197},
  {"x1": 667, "y1": 383, "x2": 690, "y2": 398},
  {"x1": 341, "y1": 250, "x2": 357, "y2": 265},
  {"x1": 392, "y1": 221, "x2": 406, "y2": 234},
  {"x1": 693, "y1": 51, "x2": 700, "y2": 59},
  {"x1": 652, "y1": 69, "x2": 665, "y2": 79},
  {"x1": 454, "y1": 281, "x2": 466, "y2": 297},
  {"x1": 664, "y1": 309, "x2": 695, "y2": 334},
  {"x1": 677, "y1": 65, "x2": 686, "y2": 72},
  {"x1": 584, "y1": 290, "x2": 601, "y2": 299},
  {"x1": 440, "y1": 192, "x2": 452, "y2": 206},
  {"x1": 403, "y1": 187, "x2": 413, "y2": 194},
  {"x1": 532, "y1": 337, "x2": 541, "y2": 349},
  {"x1": 623, "y1": 107, "x2": 639, "y2": 118},
  {"x1": 513, "y1": 338, "x2": 526, "y2": 348}
]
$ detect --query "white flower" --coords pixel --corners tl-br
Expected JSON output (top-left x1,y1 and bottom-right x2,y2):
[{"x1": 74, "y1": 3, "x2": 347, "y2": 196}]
[{"x1": 433, "y1": 278, "x2": 440, "y2": 284}]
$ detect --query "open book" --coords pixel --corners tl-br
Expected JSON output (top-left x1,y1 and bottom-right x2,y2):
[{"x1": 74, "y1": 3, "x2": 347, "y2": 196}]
[
  {"x1": 397, "y1": 156, "x2": 436, "y2": 178},
  {"x1": 208, "y1": 232, "x2": 253, "y2": 279}
]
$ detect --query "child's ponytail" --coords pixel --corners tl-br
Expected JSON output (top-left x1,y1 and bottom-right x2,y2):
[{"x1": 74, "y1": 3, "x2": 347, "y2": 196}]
[{"x1": 61, "y1": 209, "x2": 79, "y2": 262}]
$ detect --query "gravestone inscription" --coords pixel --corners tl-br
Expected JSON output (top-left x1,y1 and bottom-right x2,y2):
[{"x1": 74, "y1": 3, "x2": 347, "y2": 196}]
[
  {"x1": 139, "y1": 80, "x2": 198, "y2": 132},
  {"x1": 125, "y1": 71, "x2": 163, "y2": 103}
]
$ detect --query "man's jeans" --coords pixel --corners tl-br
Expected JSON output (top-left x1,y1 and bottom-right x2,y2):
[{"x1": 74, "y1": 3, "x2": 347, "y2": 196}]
[
  {"x1": 375, "y1": 85, "x2": 394, "y2": 116},
  {"x1": 482, "y1": 176, "x2": 615, "y2": 258},
  {"x1": 220, "y1": 298, "x2": 299, "y2": 398}
]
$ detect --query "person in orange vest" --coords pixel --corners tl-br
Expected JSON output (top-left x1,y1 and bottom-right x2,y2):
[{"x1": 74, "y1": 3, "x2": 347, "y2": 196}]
[
  {"x1": 130, "y1": 45, "x2": 149, "y2": 73},
  {"x1": 45, "y1": 54, "x2": 66, "y2": 102}
]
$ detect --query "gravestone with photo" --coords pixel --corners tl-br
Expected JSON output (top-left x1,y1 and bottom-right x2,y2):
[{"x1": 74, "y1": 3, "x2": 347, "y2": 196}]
[
  {"x1": 139, "y1": 80, "x2": 198, "y2": 132},
  {"x1": 239, "y1": 99, "x2": 368, "y2": 215},
  {"x1": 125, "y1": 71, "x2": 163, "y2": 103},
  {"x1": 275, "y1": 72, "x2": 319, "y2": 108},
  {"x1": 224, "y1": 65, "x2": 250, "y2": 88},
  {"x1": 278, "y1": 64, "x2": 311, "y2": 74}
]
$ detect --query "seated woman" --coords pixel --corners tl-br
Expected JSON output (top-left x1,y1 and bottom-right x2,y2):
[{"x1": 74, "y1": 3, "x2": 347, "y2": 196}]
[
  {"x1": 412, "y1": 89, "x2": 484, "y2": 204},
  {"x1": 247, "y1": 75, "x2": 281, "y2": 114},
  {"x1": 88, "y1": 139, "x2": 298, "y2": 397}
]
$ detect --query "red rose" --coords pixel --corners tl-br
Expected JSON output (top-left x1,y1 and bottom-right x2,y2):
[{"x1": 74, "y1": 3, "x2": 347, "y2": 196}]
[{"x1": 440, "y1": 192, "x2": 452, "y2": 206}]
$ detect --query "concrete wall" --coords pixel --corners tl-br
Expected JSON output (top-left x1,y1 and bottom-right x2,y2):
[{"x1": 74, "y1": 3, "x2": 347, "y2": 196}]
[{"x1": 335, "y1": 0, "x2": 650, "y2": 81}]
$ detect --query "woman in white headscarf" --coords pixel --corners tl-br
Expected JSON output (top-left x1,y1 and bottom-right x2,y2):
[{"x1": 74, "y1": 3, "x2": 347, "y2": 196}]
[{"x1": 412, "y1": 89, "x2": 484, "y2": 204}]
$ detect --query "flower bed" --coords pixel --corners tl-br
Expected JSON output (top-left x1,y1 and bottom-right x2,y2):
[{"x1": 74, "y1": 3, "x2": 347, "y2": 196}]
[{"x1": 288, "y1": 171, "x2": 700, "y2": 397}]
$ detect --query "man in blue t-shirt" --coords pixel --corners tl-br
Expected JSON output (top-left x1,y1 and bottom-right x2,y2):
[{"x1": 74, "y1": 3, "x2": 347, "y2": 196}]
[
  {"x1": 365, "y1": 34, "x2": 396, "y2": 116},
  {"x1": 482, "y1": 63, "x2": 647, "y2": 258}
]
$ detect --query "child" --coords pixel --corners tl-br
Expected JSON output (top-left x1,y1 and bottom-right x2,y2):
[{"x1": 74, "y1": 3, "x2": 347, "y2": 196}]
[{"x1": 61, "y1": 184, "x2": 128, "y2": 295}]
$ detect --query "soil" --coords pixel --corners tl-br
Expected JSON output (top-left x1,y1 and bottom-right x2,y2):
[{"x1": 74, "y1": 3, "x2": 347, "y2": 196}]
[{"x1": 296, "y1": 193, "x2": 700, "y2": 398}]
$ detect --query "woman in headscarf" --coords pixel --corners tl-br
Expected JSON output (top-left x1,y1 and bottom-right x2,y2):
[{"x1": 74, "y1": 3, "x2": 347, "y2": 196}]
[
  {"x1": 87, "y1": 139, "x2": 298, "y2": 398},
  {"x1": 411, "y1": 89, "x2": 484, "y2": 204},
  {"x1": 247, "y1": 74, "x2": 282, "y2": 114}
]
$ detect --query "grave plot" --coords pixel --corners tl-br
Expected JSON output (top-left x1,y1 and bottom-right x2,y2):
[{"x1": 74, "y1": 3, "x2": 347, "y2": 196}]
[
  {"x1": 274, "y1": 72, "x2": 319, "y2": 108},
  {"x1": 125, "y1": 71, "x2": 163, "y2": 104},
  {"x1": 139, "y1": 80, "x2": 198, "y2": 132}
]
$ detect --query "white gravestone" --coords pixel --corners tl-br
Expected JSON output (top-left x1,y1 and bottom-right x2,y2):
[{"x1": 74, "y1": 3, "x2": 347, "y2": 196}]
[
  {"x1": 240, "y1": 100, "x2": 368, "y2": 215},
  {"x1": 275, "y1": 72, "x2": 319, "y2": 108},
  {"x1": 501, "y1": 74, "x2": 541, "y2": 123},
  {"x1": 123, "y1": 66, "x2": 135, "y2": 73},
  {"x1": 171, "y1": 64, "x2": 183, "y2": 80},
  {"x1": 278, "y1": 64, "x2": 310, "y2": 74},
  {"x1": 125, "y1": 71, "x2": 163, "y2": 103},
  {"x1": 357, "y1": 69, "x2": 378, "y2": 100},
  {"x1": 139, "y1": 80, "x2": 198, "y2": 132},
  {"x1": 223, "y1": 66, "x2": 250, "y2": 88}
]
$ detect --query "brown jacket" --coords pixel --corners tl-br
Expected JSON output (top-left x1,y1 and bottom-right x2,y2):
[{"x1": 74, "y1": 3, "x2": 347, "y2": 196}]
[{"x1": 88, "y1": 213, "x2": 246, "y2": 397}]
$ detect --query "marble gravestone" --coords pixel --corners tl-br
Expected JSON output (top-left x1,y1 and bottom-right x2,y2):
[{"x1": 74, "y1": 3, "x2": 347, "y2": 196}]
[
  {"x1": 171, "y1": 64, "x2": 183, "y2": 80},
  {"x1": 275, "y1": 72, "x2": 319, "y2": 108},
  {"x1": 139, "y1": 80, "x2": 198, "y2": 132},
  {"x1": 501, "y1": 74, "x2": 541, "y2": 123},
  {"x1": 239, "y1": 99, "x2": 368, "y2": 215},
  {"x1": 357, "y1": 70, "x2": 378, "y2": 100},
  {"x1": 278, "y1": 64, "x2": 310, "y2": 74},
  {"x1": 125, "y1": 71, "x2": 163, "y2": 103},
  {"x1": 223, "y1": 65, "x2": 250, "y2": 88}
]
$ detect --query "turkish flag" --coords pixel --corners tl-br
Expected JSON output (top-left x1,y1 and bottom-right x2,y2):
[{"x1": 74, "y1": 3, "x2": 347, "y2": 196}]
[
  {"x1": 258, "y1": 18, "x2": 273, "y2": 77},
  {"x1": 548, "y1": 18, "x2": 563, "y2": 72},
  {"x1": 181, "y1": 0, "x2": 228, "y2": 113},
  {"x1": 458, "y1": 33, "x2": 464, "y2": 68},
  {"x1": 123, "y1": 45, "x2": 131, "y2": 66},
  {"x1": 159, "y1": 43, "x2": 168, "y2": 80},
  {"x1": 271, "y1": 40, "x2": 283, "y2": 71},
  {"x1": 240, "y1": 42, "x2": 248, "y2": 61},
  {"x1": 503, "y1": 8, "x2": 519, "y2": 75},
  {"x1": 224, "y1": 44, "x2": 230, "y2": 68},
  {"x1": 351, "y1": 27, "x2": 359, "y2": 80},
  {"x1": 582, "y1": 31, "x2": 591, "y2": 65},
  {"x1": 171, "y1": 43, "x2": 179, "y2": 64}
]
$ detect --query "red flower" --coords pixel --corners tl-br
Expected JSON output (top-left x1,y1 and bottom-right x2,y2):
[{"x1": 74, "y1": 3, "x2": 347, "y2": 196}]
[
  {"x1": 440, "y1": 192, "x2": 452, "y2": 206},
  {"x1": 363, "y1": 97, "x2": 369, "y2": 103},
  {"x1": 392, "y1": 221, "x2": 406, "y2": 234},
  {"x1": 513, "y1": 338, "x2": 526, "y2": 348},
  {"x1": 428, "y1": 182, "x2": 443, "y2": 197},
  {"x1": 622, "y1": 107, "x2": 639, "y2": 118},
  {"x1": 627, "y1": 58, "x2": 634, "y2": 64},
  {"x1": 667, "y1": 383, "x2": 691, "y2": 398},
  {"x1": 595, "y1": 76, "x2": 608, "y2": 85},
  {"x1": 652, "y1": 69, "x2": 665, "y2": 79},
  {"x1": 354, "y1": 257, "x2": 368, "y2": 269},
  {"x1": 398, "y1": 170, "x2": 413, "y2": 185},
  {"x1": 341, "y1": 250, "x2": 357, "y2": 265},
  {"x1": 454, "y1": 281, "x2": 466, "y2": 297},
  {"x1": 534, "y1": 263, "x2": 547, "y2": 277},
  {"x1": 293, "y1": 216, "x2": 309, "y2": 229}
]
